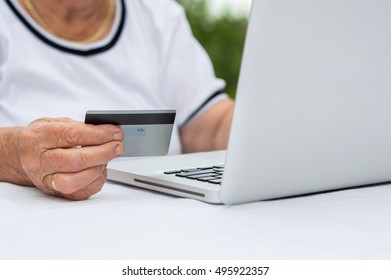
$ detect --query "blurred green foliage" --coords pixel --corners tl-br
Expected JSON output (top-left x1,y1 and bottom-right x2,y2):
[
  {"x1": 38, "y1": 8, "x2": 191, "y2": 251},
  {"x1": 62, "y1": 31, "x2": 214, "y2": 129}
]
[{"x1": 176, "y1": 0, "x2": 249, "y2": 98}]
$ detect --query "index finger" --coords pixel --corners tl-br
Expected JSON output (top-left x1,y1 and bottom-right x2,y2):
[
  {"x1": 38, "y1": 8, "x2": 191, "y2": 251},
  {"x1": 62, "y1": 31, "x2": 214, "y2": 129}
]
[{"x1": 41, "y1": 121, "x2": 124, "y2": 149}]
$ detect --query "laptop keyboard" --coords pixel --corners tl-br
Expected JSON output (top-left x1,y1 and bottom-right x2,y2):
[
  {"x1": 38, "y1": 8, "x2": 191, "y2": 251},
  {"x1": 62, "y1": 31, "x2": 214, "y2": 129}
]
[{"x1": 164, "y1": 165, "x2": 224, "y2": 185}]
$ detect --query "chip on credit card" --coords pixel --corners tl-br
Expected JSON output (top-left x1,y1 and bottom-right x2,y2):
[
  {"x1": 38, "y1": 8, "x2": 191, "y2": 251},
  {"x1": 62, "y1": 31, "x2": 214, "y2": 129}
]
[{"x1": 85, "y1": 110, "x2": 176, "y2": 157}]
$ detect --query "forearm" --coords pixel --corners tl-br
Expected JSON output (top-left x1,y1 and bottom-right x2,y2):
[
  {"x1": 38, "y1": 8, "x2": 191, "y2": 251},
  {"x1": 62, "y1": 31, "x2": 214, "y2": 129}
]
[
  {"x1": 0, "y1": 127, "x2": 32, "y2": 186},
  {"x1": 181, "y1": 99, "x2": 234, "y2": 153},
  {"x1": 213, "y1": 100, "x2": 234, "y2": 150}
]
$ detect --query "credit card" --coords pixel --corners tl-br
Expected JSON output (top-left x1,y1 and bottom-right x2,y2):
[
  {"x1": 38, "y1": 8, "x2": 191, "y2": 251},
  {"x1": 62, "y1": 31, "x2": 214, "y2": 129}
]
[{"x1": 85, "y1": 110, "x2": 176, "y2": 157}]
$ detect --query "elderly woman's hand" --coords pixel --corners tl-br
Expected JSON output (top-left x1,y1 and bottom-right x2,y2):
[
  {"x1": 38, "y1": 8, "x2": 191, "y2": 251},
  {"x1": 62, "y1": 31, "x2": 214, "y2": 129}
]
[{"x1": 16, "y1": 117, "x2": 124, "y2": 200}]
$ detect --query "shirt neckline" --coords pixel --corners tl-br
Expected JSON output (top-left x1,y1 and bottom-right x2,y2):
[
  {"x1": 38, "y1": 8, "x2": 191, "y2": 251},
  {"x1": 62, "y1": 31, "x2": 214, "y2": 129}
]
[{"x1": 5, "y1": 0, "x2": 126, "y2": 56}]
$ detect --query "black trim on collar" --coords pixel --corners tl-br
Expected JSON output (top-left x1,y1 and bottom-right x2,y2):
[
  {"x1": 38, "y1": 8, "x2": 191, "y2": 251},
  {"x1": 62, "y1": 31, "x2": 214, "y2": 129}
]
[
  {"x1": 181, "y1": 90, "x2": 226, "y2": 128},
  {"x1": 5, "y1": 0, "x2": 126, "y2": 56}
]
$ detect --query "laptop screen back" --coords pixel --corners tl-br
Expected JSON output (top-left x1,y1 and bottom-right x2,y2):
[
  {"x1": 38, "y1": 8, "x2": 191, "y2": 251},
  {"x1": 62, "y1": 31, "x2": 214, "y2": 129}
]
[{"x1": 221, "y1": 0, "x2": 391, "y2": 204}]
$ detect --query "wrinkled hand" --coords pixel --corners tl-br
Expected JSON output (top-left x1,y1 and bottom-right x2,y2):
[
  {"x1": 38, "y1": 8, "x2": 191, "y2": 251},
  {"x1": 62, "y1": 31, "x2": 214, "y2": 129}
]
[{"x1": 16, "y1": 118, "x2": 124, "y2": 200}]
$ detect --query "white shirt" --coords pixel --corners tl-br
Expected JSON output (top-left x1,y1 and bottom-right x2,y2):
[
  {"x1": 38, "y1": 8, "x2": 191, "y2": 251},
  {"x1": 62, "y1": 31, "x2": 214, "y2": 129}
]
[{"x1": 0, "y1": 0, "x2": 226, "y2": 154}]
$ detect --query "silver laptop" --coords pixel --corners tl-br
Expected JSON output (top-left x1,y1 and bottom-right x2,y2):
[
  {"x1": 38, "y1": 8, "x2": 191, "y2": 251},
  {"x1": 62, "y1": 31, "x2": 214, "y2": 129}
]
[{"x1": 108, "y1": 0, "x2": 391, "y2": 204}]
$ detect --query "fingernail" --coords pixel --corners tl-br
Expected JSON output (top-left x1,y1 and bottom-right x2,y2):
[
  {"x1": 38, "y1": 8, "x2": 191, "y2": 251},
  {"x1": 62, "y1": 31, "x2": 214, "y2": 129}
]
[
  {"x1": 116, "y1": 144, "x2": 124, "y2": 156},
  {"x1": 113, "y1": 132, "x2": 121, "y2": 141}
]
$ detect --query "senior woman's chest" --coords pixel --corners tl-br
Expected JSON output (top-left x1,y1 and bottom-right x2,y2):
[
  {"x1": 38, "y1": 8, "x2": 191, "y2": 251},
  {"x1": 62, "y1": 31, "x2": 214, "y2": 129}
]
[
  {"x1": 0, "y1": 23, "x2": 171, "y2": 130},
  {"x1": 1, "y1": 24, "x2": 164, "y2": 102}
]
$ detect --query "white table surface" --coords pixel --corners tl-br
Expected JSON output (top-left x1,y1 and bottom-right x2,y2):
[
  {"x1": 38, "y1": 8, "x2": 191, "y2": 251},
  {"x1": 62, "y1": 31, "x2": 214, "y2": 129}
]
[{"x1": 1, "y1": 180, "x2": 390, "y2": 260}]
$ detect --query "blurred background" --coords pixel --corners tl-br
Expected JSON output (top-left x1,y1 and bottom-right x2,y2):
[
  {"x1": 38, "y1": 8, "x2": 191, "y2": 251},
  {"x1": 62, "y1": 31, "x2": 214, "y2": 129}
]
[{"x1": 176, "y1": 0, "x2": 252, "y2": 99}]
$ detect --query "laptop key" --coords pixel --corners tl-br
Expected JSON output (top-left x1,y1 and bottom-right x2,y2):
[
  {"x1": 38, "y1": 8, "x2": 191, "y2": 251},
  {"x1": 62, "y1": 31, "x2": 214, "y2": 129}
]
[
  {"x1": 208, "y1": 178, "x2": 222, "y2": 184},
  {"x1": 181, "y1": 168, "x2": 200, "y2": 173},
  {"x1": 197, "y1": 176, "x2": 219, "y2": 182},
  {"x1": 197, "y1": 167, "x2": 214, "y2": 170},
  {"x1": 176, "y1": 170, "x2": 217, "y2": 177},
  {"x1": 187, "y1": 173, "x2": 218, "y2": 179},
  {"x1": 164, "y1": 170, "x2": 182, "y2": 175}
]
